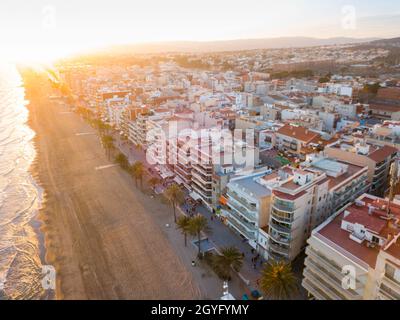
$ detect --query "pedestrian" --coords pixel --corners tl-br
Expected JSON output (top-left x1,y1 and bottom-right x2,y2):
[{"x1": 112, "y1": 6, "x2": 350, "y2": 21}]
[{"x1": 253, "y1": 263, "x2": 257, "y2": 270}]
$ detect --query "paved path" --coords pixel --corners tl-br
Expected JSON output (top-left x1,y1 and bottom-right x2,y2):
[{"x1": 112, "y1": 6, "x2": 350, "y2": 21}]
[{"x1": 116, "y1": 141, "x2": 264, "y2": 294}]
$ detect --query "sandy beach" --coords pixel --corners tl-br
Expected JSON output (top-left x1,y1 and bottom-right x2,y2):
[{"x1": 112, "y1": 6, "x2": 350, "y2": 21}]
[{"x1": 25, "y1": 74, "x2": 201, "y2": 300}]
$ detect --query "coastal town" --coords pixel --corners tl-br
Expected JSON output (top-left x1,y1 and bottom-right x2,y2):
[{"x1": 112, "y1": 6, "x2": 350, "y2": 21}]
[{"x1": 25, "y1": 37, "x2": 400, "y2": 301}]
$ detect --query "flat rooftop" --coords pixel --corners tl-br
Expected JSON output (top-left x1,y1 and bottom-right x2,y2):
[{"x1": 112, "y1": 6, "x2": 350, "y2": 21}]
[{"x1": 316, "y1": 194, "x2": 400, "y2": 268}]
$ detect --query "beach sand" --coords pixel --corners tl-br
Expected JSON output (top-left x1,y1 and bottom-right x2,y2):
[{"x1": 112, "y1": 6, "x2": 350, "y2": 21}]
[{"x1": 26, "y1": 75, "x2": 201, "y2": 300}]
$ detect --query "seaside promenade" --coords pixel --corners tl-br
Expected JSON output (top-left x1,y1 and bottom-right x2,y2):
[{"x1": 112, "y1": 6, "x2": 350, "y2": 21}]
[{"x1": 27, "y1": 77, "x2": 206, "y2": 299}]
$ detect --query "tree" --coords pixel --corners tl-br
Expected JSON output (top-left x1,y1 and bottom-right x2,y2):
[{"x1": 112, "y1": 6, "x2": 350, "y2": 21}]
[
  {"x1": 164, "y1": 184, "x2": 185, "y2": 223},
  {"x1": 188, "y1": 214, "x2": 210, "y2": 256},
  {"x1": 115, "y1": 153, "x2": 130, "y2": 171},
  {"x1": 212, "y1": 247, "x2": 243, "y2": 281},
  {"x1": 176, "y1": 216, "x2": 191, "y2": 247},
  {"x1": 148, "y1": 176, "x2": 160, "y2": 195},
  {"x1": 131, "y1": 161, "x2": 144, "y2": 189},
  {"x1": 101, "y1": 135, "x2": 115, "y2": 160},
  {"x1": 259, "y1": 260, "x2": 298, "y2": 300}
]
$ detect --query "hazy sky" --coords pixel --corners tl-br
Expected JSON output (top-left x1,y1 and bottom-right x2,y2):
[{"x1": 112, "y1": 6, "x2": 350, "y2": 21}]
[{"x1": 1, "y1": 0, "x2": 399, "y2": 61}]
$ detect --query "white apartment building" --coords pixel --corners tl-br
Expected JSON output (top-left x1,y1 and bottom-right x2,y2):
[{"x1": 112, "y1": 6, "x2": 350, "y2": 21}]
[
  {"x1": 190, "y1": 132, "x2": 260, "y2": 211},
  {"x1": 302, "y1": 194, "x2": 400, "y2": 300},
  {"x1": 222, "y1": 168, "x2": 275, "y2": 249},
  {"x1": 128, "y1": 109, "x2": 172, "y2": 148},
  {"x1": 268, "y1": 157, "x2": 369, "y2": 262}
]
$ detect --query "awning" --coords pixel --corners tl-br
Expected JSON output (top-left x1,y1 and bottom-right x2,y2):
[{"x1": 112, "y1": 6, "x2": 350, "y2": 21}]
[
  {"x1": 189, "y1": 192, "x2": 202, "y2": 201},
  {"x1": 219, "y1": 196, "x2": 228, "y2": 206}
]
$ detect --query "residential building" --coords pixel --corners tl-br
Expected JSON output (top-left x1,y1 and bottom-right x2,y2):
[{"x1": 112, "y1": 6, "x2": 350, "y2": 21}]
[
  {"x1": 268, "y1": 157, "x2": 369, "y2": 262},
  {"x1": 302, "y1": 194, "x2": 400, "y2": 300},
  {"x1": 325, "y1": 139, "x2": 398, "y2": 196},
  {"x1": 222, "y1": 168, "x2": 275, "y2": 249}
]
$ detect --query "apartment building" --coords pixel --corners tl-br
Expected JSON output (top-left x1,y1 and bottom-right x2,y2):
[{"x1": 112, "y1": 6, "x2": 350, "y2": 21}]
[
  {"x1": 190, "y1": 132, "x2": 260, "y2": 211},
  {"x1": 128, "y1": 108, "x2": 172, "y2": 148},
  {"x1": 275, "y1": 124, "x2": 331, "y2": 160},
  {"x1": 222, "y1": 168, "x2": 275, "y2": 249},
  {"x1": 302, "y1": 194, "x2": 400, "y2": 300},
  {"x1": 325, "y1": 138, "x2": 398, "y2": 196},
  {"x1": 268, "y1": 157, "x2": 369, "y2": 262}
]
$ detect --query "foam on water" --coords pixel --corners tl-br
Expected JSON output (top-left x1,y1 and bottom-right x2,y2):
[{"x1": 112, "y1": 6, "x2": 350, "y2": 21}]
[{"x1": 0, "y1": 64, "x2": 47, "y2": 300}]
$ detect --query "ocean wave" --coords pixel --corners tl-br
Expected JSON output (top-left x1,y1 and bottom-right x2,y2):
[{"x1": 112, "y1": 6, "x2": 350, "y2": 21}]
[{"x1": 0, "y1": 64, "x2": 46, "y2": 300}]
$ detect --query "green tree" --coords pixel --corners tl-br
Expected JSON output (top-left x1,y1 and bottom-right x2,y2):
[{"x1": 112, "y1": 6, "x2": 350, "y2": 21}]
[
  {"x1": 212, "y1": 247, "x2": 243, "y2": 281},
  {"x1": 131, "y1": 161, "x2": 145, "y2": 189},
  {"x1": 164, "y1": 184, "x2": 185, "y2": 223},
  {"x1": 148, "y1": 176, "x2": 160, "y2": 195},
  {"x1": 176, "y1": 215, "x2": 191, "y2": 247},
  {"x1": 259, "y1": 261, "x2": 298, "y2": 300},
  {"x1": 188, "y1": 214, "x2": 210, "y2": 256},
  {"x1": 101, "y1": 135, "x2": 115, "y2": 160},
  {"x1": 115, "y1": 153, "x2": 129, "y2": 171}
]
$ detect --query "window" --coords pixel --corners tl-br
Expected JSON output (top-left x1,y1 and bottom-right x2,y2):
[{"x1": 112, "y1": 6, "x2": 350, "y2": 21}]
[{"x1": 372, "y1": 236, "x2": 380, "y2": 244}]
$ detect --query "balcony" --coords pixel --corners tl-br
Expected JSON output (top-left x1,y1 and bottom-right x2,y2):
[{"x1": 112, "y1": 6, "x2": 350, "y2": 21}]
[
  {"x1": 228, "y1": 200, "x2": 257, "y2": 223},
  {"x1": 303, "y1": 269, "x2": 345, "y2": 300},
  {"x1": 302, "y1": 279, "x2": 330, "y2": 300},
  {"x1": 226, "y1": 216, "x2": 256, "y2": 240},
  {"x1": 271, "y1": 208, "x2": 295, "y2": 224},
  {"x1": 269, "y1": 242, "x2": 290, "y2": 257},
  {"x1": 381, "y1": 275, "x2": 400, "y2": 293},
  {"x1": 269, "y1": 231, "x2": 291, "y2": 245},
  {"x1": 269, "y1": 219, "x2": 292, "y2": 235},
  {"x1": 191, "y1": 183, "x2": 212, "y2": 200},
  {"x1": 379, "y1": 283, "x2": 400, "y2": 300},
  {"x1": 304, "y1": 257, "x2": 362, "y2": 299},
  {"x1": 226, "y1": 209, "x2": 257, "y2": 233},
  {"x1": 191, "y1": 170, "x2": 212, "y2": 186},
  {"x1": 272, "y1": 201, "x2": 295, "y2": 213},
  {"x1": 227, "y1": 190, "x2": 258, "y2": 214}
]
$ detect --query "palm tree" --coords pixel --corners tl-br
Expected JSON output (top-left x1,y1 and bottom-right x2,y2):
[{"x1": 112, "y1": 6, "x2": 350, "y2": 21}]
[
  {"x1": 131, "y1": 161, "x2": 144, "y2": 189},
  {"x1": 148, "y1": 176, "x2": 160, "y2": 195},
  {"x1": 188, "y1": 214, "x2": 210, "y2": 256},
  {"x1": 101, "y1": 135, "x2": 115, "y2": 160},
  {"x1": 115, "y1": 153, "x2": 129, "y2": 171},
  {"x1": 259, "y1": 260, "x2": 298, "y2": 300},
  {"x1": 164, "y1": 184, "x2": 184, "y2": 223},
  {"x1": 176, "y1": 215, "x2": 191, "y2": 247},
  {"x1": 212, "y1": 247, "x2": 243, "y2": 281}
]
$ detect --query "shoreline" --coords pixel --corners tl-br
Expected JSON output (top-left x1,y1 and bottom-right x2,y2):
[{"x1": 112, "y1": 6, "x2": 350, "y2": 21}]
[
  {"x1": 22, "y1": 71, "x2": 201, "y2": 300},
  {"x1": 27, "y1": 101, "x2": 61, "y2": 300}
]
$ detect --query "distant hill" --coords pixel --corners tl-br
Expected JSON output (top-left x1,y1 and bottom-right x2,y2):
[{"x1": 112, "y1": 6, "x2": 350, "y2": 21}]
[
  {"x1": 368, "y1": 37, "x2": 400, "y2": 48},
  {"x1": 103, "y1": 37, "x2": 379, "y2": 54}
]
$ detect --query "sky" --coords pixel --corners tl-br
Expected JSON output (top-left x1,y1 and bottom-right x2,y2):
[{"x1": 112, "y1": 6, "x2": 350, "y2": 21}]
[{"x1": 1, "y1": 0, "x2": 400, "y2": 62}]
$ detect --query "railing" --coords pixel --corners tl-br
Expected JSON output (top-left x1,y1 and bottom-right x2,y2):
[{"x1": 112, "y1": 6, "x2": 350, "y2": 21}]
[
  {"x1": 191, "y1": 170, "x2": 212, "y2": 185},
  {"x1": 227, "y1": 190, "x2": 257, "y2": 213},
  {"x1": 228, "y1": 199, "x2": 257, "y2": 222},
  {"x1": 303, "y1": 269, "x2": 345, "y2": 300},
  {"x1": 268, "y1": 242, "x2": 290, "y2": 256},
  {"x1": 226, "y1": 217, "x2": 256, "y2": 240},
  {"x1": 271, "y1": 208, "x2": 295, "y2": 224},
  {"x1": 226, "y1": 209, "x2": 257, "y2": 232},
  {"x1": 269, "y1": 232, "x2": 291, "y2": 244},
  {"x1": 269, "y1": 220, "x2": 292, "y2": 234},
  {"x1": 272, "y1": 201, "x2": 295, "y2": 213}
]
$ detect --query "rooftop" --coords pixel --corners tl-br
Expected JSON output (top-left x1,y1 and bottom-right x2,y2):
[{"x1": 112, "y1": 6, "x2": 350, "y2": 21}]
[
  {"x1": 277, "y1": 124, "x2": 320, "y2": 143},
  {"x1": 316, "y1": 194, "x2": 400, "y2": 268}
]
